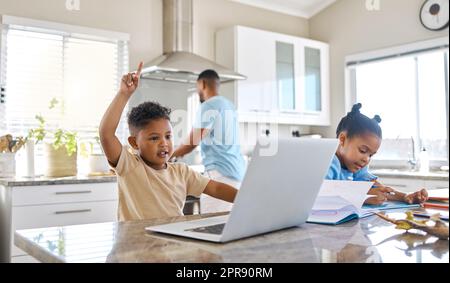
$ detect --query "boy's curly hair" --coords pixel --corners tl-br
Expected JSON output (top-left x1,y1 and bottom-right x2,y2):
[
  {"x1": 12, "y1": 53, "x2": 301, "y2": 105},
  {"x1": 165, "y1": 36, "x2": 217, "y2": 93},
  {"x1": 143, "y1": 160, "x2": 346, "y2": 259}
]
[{"x1": 127, "y1": 102, "x2": 171, "y2": 133}]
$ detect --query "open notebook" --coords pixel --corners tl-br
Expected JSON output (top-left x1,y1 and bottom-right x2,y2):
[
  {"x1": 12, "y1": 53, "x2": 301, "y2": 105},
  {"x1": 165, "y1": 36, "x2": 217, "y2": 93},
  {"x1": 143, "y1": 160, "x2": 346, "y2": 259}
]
[{"x1": 307, "y1": 180, "x2": 420, "y2": 225}]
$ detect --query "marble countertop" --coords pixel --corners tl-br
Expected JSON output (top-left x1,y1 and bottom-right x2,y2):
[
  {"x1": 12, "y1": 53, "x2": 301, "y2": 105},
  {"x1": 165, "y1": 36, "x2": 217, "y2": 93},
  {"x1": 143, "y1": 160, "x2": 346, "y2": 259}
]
[
  {"x1": 0, "y1": 165, "x2": 205, "y2": 187},
  {"x1": 0, "y1": 174, "x2": 117, "y2": 187},
  {"x1": 15, "y1": 210, "x2": 449, "y2": 263},
  {"x1": 371, "y1": 169, "x2": 449, "y2": 181}
]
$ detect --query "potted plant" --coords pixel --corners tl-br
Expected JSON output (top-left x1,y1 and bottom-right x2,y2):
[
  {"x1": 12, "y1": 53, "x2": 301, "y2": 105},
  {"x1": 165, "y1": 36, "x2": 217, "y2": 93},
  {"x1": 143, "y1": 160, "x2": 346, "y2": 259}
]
[
  {"x1": 28, "y1": 99, "x2": 78, "y2": 177},
  {"x1": 80, "y1": 136, "x2": 111, "y2": 175},
  {"x1": 0, "y1": 134, "x2": 26, "y2": 178}
]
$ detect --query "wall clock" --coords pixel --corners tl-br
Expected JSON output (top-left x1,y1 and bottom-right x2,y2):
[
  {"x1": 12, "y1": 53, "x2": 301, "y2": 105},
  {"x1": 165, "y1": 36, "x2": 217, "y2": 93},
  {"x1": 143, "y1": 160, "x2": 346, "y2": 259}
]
[{"x1": 420, "y1": 0, "x2": 449, "y2": 31}]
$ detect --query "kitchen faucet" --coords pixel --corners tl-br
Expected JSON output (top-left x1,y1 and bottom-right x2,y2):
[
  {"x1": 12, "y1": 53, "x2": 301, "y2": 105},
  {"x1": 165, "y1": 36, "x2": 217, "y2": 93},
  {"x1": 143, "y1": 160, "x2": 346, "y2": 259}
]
[{"x1": 407, "y1": 136, "x2": 417, "y2": 170}]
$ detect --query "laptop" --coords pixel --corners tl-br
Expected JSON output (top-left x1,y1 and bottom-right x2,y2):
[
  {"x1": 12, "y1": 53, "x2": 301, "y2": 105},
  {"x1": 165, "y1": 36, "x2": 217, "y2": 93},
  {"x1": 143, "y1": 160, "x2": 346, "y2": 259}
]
[{"x1": 146, "y1": 138, "x2": 338, "y2": 243}]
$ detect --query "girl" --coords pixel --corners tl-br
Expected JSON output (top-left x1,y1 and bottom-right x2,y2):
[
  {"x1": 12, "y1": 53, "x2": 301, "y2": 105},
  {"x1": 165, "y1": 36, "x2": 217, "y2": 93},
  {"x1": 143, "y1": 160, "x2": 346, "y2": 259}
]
[{"x1": 326, "y1": 103, "x2": 428, "y2": 205}]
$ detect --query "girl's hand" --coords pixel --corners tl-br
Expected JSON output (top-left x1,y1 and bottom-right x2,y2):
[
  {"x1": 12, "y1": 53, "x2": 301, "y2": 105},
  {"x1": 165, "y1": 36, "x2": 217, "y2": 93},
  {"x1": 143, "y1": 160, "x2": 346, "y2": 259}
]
[
  {"x1": 119, "y1": 62, "x2": 143, "y2": 97},
  {"x1": 403, "y1": 188, "x2": 428, "y2": 204},
  {"x1": 364, "y1": 194, "x2": 387, "y2": 205},
  {"x1": 368, "y1": 185, "x2": 394, "y2": 196},
  {"x1": 365, "y1": 185, "x2": 394, "y2": 205}
]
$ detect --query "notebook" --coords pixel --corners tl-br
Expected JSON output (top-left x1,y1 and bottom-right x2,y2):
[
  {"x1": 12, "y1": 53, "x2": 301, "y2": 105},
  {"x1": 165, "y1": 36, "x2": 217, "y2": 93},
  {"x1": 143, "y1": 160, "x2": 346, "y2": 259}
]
[
  {"x1": 427, "y1": 188, "x2": 449, "y2": 201},
  {"x1": 423, "y1": 188, "x2": 449, "y2": 210},
  {"x1": 411, "y1": 208, "x2": 449, "y2": 221},
  {"x1": 307, "y1": 180, "x2": 420, "y2": 225}
]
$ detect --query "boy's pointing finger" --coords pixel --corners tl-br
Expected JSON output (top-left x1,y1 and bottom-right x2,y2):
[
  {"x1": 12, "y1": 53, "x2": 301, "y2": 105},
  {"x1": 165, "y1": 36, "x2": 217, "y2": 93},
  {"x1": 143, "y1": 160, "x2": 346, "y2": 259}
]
[{"x1": 136, "y1": 62, "x2": 144, "y2": 77}]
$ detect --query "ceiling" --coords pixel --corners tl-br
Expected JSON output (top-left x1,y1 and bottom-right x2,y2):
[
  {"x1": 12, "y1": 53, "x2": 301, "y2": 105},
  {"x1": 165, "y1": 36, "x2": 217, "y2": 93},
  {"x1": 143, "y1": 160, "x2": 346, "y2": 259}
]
[{"x1": 229, "y1": 0, "x2": 337, "y2": 18}]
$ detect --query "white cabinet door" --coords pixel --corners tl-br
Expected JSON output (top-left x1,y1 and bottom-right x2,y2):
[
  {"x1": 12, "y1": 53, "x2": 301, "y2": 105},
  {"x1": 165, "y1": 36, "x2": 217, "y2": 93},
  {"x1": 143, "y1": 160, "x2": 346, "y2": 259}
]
[
  {"x1": 296, "y1": 39, "x2": 330, "y2": 126},
  {"x1": 11, "y1": 255, "x2": 40, "y2": 263},
  {"x1": 236, "y1": 26, "x2": 276, "y2": 114},
  {"x1": 377, "y1": 177, "x2": 425, "y2": 193},
  {"x1": 13, "y1": 200, "x2": 118, "y2": 230},
  {"x1": 216, "y1": 26, "x2": 330, "y2": 126},
  {"x1": 376, "y1": 177, "x2": 448, "y2": 193},
  {"x1": 424, "y1": 180, "x2": 449, "y2": 190},
  {"x1": 12, "y1": 200, "x2": 118, "y2": 257},
  {"x1": 11, "y1": 182, "x2": 118, "y2": 259}
]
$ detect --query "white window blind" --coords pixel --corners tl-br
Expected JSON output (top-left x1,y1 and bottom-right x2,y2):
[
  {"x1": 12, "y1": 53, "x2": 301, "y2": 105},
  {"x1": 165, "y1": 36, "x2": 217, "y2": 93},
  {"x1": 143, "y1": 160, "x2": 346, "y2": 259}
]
[
  {"x1": 0, "y1": 20, "x2": 130, "y2": 153},
  {"x1": 346, "y1": 38, "x2": 449, "y2": 167}
]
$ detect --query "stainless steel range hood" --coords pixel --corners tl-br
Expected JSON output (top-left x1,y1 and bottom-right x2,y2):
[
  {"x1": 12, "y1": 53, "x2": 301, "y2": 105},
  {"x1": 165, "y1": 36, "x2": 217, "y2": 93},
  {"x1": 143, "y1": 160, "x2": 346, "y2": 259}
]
[{"x1": 140, "y1": 0, "x2": 246, "y2": 84}]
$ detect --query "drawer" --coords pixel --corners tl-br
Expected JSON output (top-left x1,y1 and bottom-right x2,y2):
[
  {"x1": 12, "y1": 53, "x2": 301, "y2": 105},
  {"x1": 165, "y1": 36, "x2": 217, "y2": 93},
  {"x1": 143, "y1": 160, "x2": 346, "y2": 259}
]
[
  {"x1": 424, "y1": 180, "x2": 449, "y2": 191},
  {"x1": 13, "y1": 200, "x2": 118, "y2": 229},
  {"x1": 12, "y1": 200, "x2": 118, "y2": 256},
  {"x1": 12, "y1": 183, "x2": 118, "y2": 206},
  {"x1": 11, "y1": 255, "x2": 40, "y2": 263},
  {"x1": 377, "y1": 177, "x2": 425, "y2": 193}
]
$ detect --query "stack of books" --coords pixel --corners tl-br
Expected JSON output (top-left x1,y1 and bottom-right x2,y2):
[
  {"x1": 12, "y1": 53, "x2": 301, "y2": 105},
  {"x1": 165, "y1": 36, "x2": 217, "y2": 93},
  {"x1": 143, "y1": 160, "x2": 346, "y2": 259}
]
[{"x1": 423, "y1": 189, "x2": 449, "y2": 210}]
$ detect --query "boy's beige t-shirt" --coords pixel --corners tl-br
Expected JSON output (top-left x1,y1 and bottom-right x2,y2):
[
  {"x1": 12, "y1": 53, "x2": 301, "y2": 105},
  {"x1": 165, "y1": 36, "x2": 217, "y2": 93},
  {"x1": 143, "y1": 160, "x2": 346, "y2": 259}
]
[{"x1": 112, "y1": 146, "x2": 210, "y2": 221}]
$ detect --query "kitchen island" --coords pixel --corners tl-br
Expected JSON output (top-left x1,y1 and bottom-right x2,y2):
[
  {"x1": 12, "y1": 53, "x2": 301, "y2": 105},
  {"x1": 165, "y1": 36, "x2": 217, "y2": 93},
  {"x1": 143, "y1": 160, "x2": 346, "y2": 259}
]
[
  {"x1": 0, "y1": 174, "x2": 201, "y2": 263},
  {"x1": 14, "y1": 210, "x2": 449, "y2": 263}
]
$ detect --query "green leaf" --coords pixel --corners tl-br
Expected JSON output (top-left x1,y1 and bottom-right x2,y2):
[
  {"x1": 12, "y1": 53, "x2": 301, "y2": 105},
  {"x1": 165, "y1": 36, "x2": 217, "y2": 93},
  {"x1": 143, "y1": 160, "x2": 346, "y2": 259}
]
[
  {"x1": 64, "y1": 131, "x2": 78, "y2": 156},
  {"x1": 53, "y1": 129, "x2": 64, "y2": 150},
  {"x1": 35, "y1": 115, "x2": 45, "y2": 125},
  {"x1": 49, "y1": 98, "x2": 59, "y2": 109}
]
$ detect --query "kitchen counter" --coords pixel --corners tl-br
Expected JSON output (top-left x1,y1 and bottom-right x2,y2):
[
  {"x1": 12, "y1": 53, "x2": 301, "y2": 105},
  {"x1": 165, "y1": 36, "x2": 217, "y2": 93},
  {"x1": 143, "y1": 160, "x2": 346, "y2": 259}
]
[
  {"x1": 0, "y1": 164, "x2": 205, "y2": 187},
  {"x1": 0, "y1": 174, "x2": 117, "y2": 187},
  {"x1": 371, "y1": 169, "x2": 449, "y2": 181},
  {"x1": 14, "y1": 209, "x2": 449, "y2": 263}
]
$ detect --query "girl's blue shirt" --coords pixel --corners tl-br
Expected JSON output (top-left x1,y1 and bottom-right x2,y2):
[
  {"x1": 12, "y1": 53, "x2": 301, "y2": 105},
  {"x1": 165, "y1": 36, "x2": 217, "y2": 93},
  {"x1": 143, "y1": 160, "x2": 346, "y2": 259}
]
[{"x1": 326, "y1": 155, "x2": 378, "y2": 181}]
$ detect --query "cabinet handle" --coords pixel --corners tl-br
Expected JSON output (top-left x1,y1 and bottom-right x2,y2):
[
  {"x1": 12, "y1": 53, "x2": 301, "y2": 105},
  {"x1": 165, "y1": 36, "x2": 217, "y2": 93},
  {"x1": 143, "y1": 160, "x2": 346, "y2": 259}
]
[
  {"x1": 435, "y1": 186, "x2": 449, "y2": 189},
  {"x1": 384, "y1": 184, "x2": 407, "y2": 188},
  {"x1": 54, "y1": 209, "x2": 92, "y2": 215},
  {"x1": 55, "y1": 191, "x2": 92, "y2": 195}
]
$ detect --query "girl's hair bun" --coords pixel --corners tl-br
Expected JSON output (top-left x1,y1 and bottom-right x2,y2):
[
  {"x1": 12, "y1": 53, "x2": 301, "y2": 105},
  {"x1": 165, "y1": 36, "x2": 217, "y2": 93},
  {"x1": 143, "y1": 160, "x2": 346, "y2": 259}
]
[
  {"x1": 350, "y1": 103, "x2": 362, "y2": 115},
  {"x1": 373, "y1": 115, "x2": 382, "y2": 123}
]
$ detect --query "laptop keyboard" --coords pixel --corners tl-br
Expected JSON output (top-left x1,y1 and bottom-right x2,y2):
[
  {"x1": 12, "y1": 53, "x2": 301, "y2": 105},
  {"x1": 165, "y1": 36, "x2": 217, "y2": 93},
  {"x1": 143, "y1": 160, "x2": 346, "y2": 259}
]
[{"x1": 187, "y1": 223, "x2": 226, "y2": 235}]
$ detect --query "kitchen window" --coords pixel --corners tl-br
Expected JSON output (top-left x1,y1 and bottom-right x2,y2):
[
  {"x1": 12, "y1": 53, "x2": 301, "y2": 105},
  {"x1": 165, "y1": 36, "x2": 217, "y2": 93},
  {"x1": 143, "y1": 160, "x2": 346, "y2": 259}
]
[
  {"x1": 0, "y1": 16, "x2": 129, "y2": 175},
  {"x1": 346, "y1": 37, "x2": 449, "y2": 169}
]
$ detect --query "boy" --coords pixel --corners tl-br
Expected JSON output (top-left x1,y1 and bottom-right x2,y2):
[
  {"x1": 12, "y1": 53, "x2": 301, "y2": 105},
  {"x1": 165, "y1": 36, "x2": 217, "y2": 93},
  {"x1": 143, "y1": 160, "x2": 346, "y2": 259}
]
[{"x1": 99, "y1": 62, "x2": 238, "y2": 221}]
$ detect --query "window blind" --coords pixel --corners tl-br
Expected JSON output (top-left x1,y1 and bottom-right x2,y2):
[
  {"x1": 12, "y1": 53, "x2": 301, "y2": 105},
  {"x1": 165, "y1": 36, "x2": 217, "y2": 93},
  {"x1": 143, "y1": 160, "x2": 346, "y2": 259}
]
[{"x1": 0, "y1": 22, "x2": 129, "y2": 154}]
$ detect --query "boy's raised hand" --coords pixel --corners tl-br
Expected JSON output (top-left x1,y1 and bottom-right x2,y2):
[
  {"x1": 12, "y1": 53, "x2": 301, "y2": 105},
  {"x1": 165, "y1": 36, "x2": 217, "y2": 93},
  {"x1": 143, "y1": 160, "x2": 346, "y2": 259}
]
[{"x1": 119, "y1": 62, "x2": 144, "y2": 97}]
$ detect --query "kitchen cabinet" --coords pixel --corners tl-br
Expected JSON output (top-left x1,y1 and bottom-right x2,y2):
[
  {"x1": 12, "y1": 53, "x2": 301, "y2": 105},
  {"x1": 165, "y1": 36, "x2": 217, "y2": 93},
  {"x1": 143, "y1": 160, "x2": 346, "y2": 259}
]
[
  {"x1": 217, "y1": 25, "x2": 276, "y2": 116},
  {"x1": 216, "y1": 25, "x2": 330, "y2": 126},
  {"x1": 377, "y1": 177, "x2": 448, "y2": 193},
  {"x1": 424, "y1": 180, "x2": 449, "y2": 190},
  {"x1": 0, "y1": 27, "x2": 5, "y2": 127},
  {"x1": 377, "y1": 177, "x2": 424, "y2": 193},
  {"x1": 10, "y1": 182, "x2": 118, "y2": 263}
]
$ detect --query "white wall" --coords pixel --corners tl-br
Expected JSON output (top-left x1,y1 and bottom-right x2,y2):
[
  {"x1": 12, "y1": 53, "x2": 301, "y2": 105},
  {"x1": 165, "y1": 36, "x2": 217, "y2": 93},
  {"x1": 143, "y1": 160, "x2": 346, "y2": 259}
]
[
  {"x1": 0, "y1": 0, "x2": 313, "y2": 150},
  {"x1": 193, "y1": 0, "x2": 309, "y2": 61},
  {"x1": 309, "y1": 0, "x2": 449, "y2": 138},
  {"x1": 0, "y1": 0, "x2": 162, "y2": 69},
  {"x1": 0, "y1": 0, "x2": 308, "y2": 71},
  {"x1": 131, "y1": 0, "x2": 313, "y2": 150}
]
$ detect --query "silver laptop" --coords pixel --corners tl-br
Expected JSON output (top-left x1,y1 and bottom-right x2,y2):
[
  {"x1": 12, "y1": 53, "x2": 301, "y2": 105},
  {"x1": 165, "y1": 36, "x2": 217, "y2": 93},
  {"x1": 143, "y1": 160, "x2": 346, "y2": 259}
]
[{"x1": 146, "y1": 138, "x2": 338, "y2": 243}]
